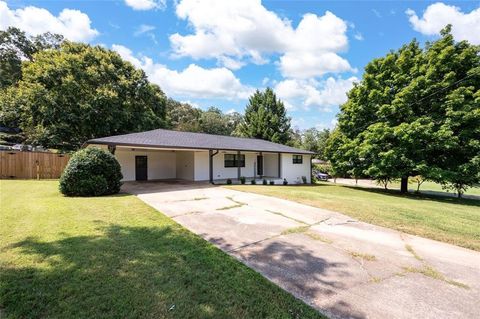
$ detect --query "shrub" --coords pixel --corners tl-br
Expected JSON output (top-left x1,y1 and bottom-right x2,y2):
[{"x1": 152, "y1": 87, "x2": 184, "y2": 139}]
[
  {"x1": 302, "y1": 176, "x2": 307, "y2": 184},
  {"x1": 240, "y1": 176, "x2": 246, "y2": 184},
  {"x1": 262, "y1": 179, "x2": 267, "y2": 185},
  {"x1": 283, "y1": 178, "x2": 288, "y2": 185},
  {"x1": 269, "y1": 180, "x2": 275, "y2": 185},
  {"x1": 59, "y1": 147, "x2": 123, "y2": 196},
  {"x1": 251, "y1": 179, "x2": 256, "y2": 185},
  {"x1": 226, "y1": 178, "x2": 232, "y2": 185}
]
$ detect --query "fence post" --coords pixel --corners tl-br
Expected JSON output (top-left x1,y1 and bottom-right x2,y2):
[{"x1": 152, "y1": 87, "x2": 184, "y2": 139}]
[{"x1": 36, "y1": 159, "x2": 39, "y2": 180}]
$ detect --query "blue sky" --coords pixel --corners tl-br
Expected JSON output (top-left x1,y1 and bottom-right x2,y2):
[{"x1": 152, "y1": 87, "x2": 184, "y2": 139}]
[{"x1": 2, "y1": 0, "x2": 479, "y2": 130}]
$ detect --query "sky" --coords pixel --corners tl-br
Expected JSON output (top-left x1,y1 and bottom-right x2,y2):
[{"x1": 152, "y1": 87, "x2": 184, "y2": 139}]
[{"x1": 1, "y1": 0, "x2": 479, "y2": 131}]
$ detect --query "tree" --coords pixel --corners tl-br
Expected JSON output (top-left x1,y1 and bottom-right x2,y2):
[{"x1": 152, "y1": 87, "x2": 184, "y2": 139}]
[
  {"x1": 301, "y1": 128, "x2": 330, "y2": 159},
  {"x1": 12, "y1": 42, "x2": 166, "y2": 150},
  {"x1": 0, "y1": 27, "x2": 64, "y2": 88},
  {"x1": 200, "y1": 107, "x2": 236, "y2": 135},
  {"x1": 331, "y1": 26, "x2": 479, "y2": 195},
  {"x1": 166, "y1": 101, "x2": 243, "y2": 136},
  {"x1": 237, "y1": 88, "x2": 291, "y2": 144},
  {"x1": 165, "y1": 99, "x2": 202, "y2": 132}
]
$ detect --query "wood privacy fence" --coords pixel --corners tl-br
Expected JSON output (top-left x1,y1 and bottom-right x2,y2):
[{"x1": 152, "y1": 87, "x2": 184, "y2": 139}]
[{"x1": 0, "y1": 151, "x2": 70, "y2": 179}]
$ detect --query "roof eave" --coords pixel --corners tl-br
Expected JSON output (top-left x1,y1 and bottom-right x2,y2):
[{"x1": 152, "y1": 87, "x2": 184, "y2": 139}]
[{"x1": 86, "y1": 140, "x2": 314, "y2": 155}]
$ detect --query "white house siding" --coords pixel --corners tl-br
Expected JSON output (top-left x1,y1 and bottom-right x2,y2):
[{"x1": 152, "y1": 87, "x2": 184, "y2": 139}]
[
  {"x1": 207, "y1": 151, "x2": 257, "y2": 180},
  {"x1": 176, "y1": 151, "x2": 195, "y2": 180},
  {"x1": 281, "y1": 153, "x2": 311, "y2": 184},
  {"x1": 194, "y1": 151, "x2": 209, "y2": 181},
  {"x1": 263, "y1": 153, "x2": 279, "y2": 177},
  {"x1": 115, "y1": 148, "x2": 176, "y2": 181}
]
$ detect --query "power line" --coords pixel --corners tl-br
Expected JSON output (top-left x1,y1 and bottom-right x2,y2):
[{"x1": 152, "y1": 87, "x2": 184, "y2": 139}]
[{"x1": 408, "y1": 69, "x2": 480, "y2": 106}]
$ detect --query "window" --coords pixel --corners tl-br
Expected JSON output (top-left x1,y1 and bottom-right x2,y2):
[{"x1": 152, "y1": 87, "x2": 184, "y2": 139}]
[
  {"x1": 292, "y1": 154, "x2": 303, "y2": 164},
  {"x1": 224, "y1": 154, "x2": 245, "y2": 167}
]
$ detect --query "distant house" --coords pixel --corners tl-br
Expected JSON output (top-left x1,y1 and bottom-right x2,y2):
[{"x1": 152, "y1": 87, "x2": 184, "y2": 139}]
[
  {"x1": 311, "y1": 158, "x2": 327, "y2": 165},
  {"x1": 87, "y1": 129, "x2": 314, "y2": 184}
]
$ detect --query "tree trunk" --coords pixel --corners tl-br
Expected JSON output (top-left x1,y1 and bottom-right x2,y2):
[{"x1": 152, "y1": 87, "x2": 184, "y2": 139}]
[{"x1": 400, "y1": 176, "x2": 408, "y2": 193}]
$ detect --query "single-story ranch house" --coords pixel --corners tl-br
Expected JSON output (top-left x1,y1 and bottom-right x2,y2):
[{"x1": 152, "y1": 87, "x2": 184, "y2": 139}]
[{"x1": 87, "y1": 129, "x2": 314, "y2": 184}]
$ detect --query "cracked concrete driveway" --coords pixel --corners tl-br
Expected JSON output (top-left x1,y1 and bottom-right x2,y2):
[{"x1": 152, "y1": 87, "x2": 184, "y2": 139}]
[{"x1": 123, "y1": 181, "x2": 480, "y2": 319}]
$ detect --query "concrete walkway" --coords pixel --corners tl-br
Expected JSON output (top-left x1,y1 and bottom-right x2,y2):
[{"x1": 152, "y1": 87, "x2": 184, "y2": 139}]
[{"x1": 123, "y1": 181, "x2": 480, "y2": 319}]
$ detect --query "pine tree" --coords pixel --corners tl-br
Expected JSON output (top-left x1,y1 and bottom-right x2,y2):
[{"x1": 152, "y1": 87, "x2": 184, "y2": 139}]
[{"x1": 237, "y1": 88, "x2": 291, "y2": 144}]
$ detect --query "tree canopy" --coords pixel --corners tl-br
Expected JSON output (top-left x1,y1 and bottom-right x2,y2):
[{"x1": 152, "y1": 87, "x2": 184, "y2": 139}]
[
  {"x1": 328, "y1": 26, "x2": 480, "y2": 196},
  {"x1": 0, "y1": 27, "x2": 64, "y2": 89},
  {"x1": 237, "y1": 88, "x2": 291, "y2": 144},
  {"x1": 165, "y1": 100, "x2": 242, "y2": 136},
  {"x1": 2, "y1": 42, "x2": 166, "y2": 150}
]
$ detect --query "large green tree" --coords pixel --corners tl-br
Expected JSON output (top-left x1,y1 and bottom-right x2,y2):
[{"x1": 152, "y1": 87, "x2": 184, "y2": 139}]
[
  {"x1": 330, "y1": 26, "x2": 479, "y2": 196},
  {"x1": 301, "y1": 128, "x2": 331, "y2": 159},
  {"x1": 0, "y1": 27, "x2": 63, "y2": 89},
  {"x1": 166, "y1": 101, "x2": 242, "y2": 136},
  {"x1": 165, "y1": 98, "x2": 202, "y2": 132},
  {"x1": 8, "y1": 42, "x2": 166, "y2": 150},
  {"x1": 237, "y1": 88, "x2": 291, "y2": 144},
  {"x1": 199, "y1": 107, "x2": 242, "y2": 136}
]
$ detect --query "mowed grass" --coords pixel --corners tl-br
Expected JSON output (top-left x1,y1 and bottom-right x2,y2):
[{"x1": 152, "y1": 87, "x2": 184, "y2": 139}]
[
  {"x1": 389, "y1": 180, "x2": 480, "y2": 196},
  {"x1": 226, "y1": 183, "x2": 480, "y2": 251},
  {"x1": 0, "y1": 180, "x2": 323, "y2": 319}
]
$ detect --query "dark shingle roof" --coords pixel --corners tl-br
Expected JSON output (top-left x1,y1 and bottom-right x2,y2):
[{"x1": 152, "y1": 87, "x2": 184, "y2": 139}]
[{"x1": 87, "y1": 128, "x2": 314, "y2": 154}]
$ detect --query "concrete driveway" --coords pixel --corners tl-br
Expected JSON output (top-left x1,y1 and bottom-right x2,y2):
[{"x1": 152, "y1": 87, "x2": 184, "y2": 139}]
[{"x1": 123, "y1": 181, "x2": 480, "y2": 319}]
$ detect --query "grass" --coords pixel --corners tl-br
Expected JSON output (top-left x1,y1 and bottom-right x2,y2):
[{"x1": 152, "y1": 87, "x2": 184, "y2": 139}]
[
  {"x1": 405, "y1": 244, "x2": 423, "y2": 261},
  {"x1": 225, "y1": 183, "x2": 480, "y2": 251},
  {"x1": 348, "y1": 251, "x2": 377, "y2": 261},
  {"x1": 0, "y1": 180, "x2": 324, "y2": 319},
  {"x1": 402, "y1": 266, "x2": 469, "y2": 289},
  {"x1": 389, "y1": 180, "x2": 480, "y2": 196}
]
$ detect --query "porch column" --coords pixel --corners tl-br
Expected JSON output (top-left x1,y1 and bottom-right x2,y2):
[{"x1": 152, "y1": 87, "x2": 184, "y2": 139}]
[
  {"x1": 310, "y1": 155, "x2": 313, "y2": 184},
  {"x1": 209, "y1": 150, "x2": 218, "y2": 184},
  {"x1": 237, "y1": 150, "x2": 241, "y2": 180},
  {"x1": 278, "y1": 153, "x2": 281, "y2": 178}
]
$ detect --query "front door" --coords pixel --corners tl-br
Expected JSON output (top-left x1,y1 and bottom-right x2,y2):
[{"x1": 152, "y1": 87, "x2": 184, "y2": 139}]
[
  {"x1": 135, "y1": 156, "x2": 148, "y2": 181},
  {"x1": 257, "y1": 155, "x2": 263, "y2": 176}
]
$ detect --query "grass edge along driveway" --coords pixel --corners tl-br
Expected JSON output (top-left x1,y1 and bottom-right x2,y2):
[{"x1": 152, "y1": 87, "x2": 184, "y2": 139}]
[
  {"x1": 226, "y1": 182, "x2": 480, "y2": 252},
  {"x1": 0, "y1": 180, "x2": 324, "y2": 319}
]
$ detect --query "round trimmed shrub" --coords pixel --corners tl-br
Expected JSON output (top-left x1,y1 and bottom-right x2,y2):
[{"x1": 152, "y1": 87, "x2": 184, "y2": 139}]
[{"x1": 59, "y1": 147, "x2": 123, "y2": 196}]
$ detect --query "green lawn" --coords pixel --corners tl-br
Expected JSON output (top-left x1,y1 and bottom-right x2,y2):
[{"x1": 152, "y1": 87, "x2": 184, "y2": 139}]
[
  {"x1": 0, "y1": 180, "x2": 323, "y2": 319},
  {"x1": 389, "y1": 180, "x2": 480, "y2": 196},
  {"x1": 226, "y1": 183, "x2": 480, "y2": 251}
]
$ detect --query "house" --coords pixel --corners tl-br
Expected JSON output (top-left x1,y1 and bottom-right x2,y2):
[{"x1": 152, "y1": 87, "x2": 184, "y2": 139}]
[{"x1": 86, "y1": 128, "x2": 314, "y2": 184}]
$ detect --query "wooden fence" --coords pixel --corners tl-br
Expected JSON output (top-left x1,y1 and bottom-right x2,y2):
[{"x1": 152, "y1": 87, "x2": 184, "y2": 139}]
[{"x1": 0, "y1": 151, "x2": 70, "y2": 179}]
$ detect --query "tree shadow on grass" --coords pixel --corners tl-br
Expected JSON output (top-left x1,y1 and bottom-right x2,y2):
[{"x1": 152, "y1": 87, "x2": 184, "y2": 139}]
[
  {"x1": 0, "y1": 224, "x2": 326, "y2": 319},
  {"x1": 338, "y1": 185, "x2": 480, "y2": 208}
]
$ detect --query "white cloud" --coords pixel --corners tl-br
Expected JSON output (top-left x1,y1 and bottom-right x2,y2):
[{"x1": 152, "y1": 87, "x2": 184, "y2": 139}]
[
  {"x1": 406, "y1": 2, "x2": 480, "y2": 44},
  {"x1": 134, "y1": 24, "x2": 157, "y2": 44},
  {"x1": 112, "y1": 44, "x2": 253, "y2": 100},
  {"x1": 170, "y1": 0, "x2": 353, "y2": 77},
  {"x1": 354, "y1": 32, "x2": 364, "y2": 41},
  {"x1": 124, "y1": 0, "x2": 166, "y2": 11},
  {"x1": 372, "y1": 9, "x2": 382, "y2": 18},
  {"x1": 0, "y1": 1, "x2": 98, "y2": 42},
  {"x1": 134, "y1": 24, "x2": 155, "y2": 36},
  {"x1": 275, "y1": 77, "x2": 357, "y2": 111}
]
